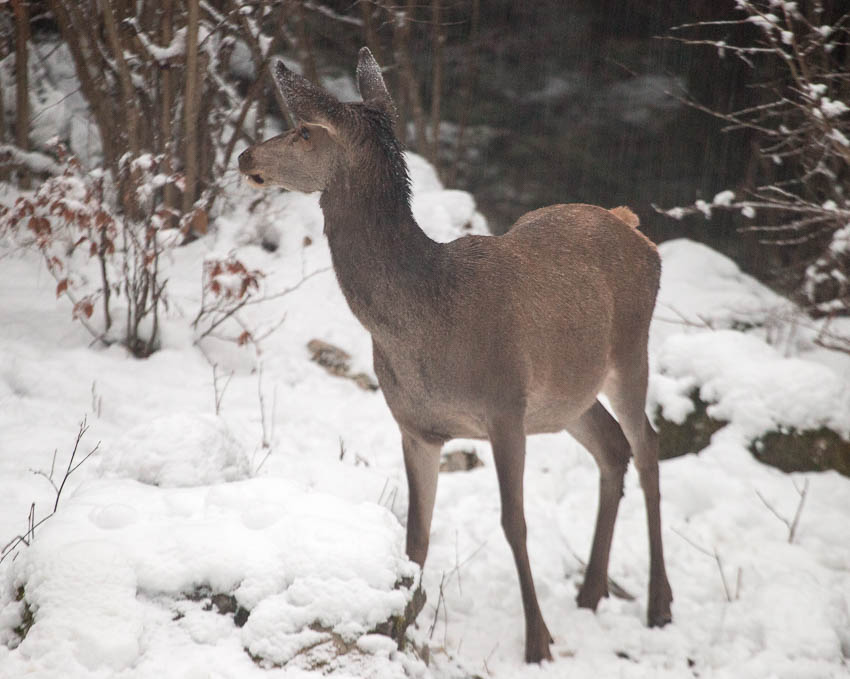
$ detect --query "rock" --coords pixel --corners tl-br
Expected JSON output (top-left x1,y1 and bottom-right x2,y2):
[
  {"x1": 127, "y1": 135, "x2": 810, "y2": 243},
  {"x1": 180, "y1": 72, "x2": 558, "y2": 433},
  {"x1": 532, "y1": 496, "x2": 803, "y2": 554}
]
[
  {"x1": 654, "y1": 390, "x2": 850, "y2": 477},
  {"x1": 751, "y1": 427, "x2": 850, "y2": 476},
  {"x1": 371, "y1": 577, "x2": 427, "y2": 651},
  {"x1": 307, "y1": 339, "x2": 379, "y2": 391},
  {"x1": 440, "y1": 449, "x2": 484, "y2": 472},
  {"x1": 186, "y1": 576, "x2": 425, "y2": 668},
  {"x1": 654, "y1": 389, "x2": 725, "y2": 460}
]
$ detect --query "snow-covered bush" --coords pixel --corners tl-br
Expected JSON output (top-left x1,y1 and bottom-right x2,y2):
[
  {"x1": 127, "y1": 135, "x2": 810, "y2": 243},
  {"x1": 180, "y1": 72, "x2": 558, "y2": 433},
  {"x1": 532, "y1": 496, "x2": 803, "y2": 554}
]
[
  {"x1": 192, "y1": 254, "x2": 264, "y2": 346},
  {"x1": 664, "y1": 1, "x2": 850, "y2": 316},
  {"x1": 0, "y1": 145, "x2": 186, "y2": 356}
]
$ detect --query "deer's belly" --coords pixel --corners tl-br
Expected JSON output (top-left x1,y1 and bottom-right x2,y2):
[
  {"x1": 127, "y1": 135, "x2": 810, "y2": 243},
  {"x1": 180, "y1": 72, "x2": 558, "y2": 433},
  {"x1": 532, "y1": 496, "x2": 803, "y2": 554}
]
[{"x1": 372, "y1": 343, "x2": 604, "y2": 441}]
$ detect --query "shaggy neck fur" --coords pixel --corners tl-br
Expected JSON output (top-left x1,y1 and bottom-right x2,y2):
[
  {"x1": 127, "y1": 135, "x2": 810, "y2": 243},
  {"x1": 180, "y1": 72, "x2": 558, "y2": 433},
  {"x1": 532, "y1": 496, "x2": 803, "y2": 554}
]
[{"x1": 320, "y1": 107, "x2": 446, "y2": 338}]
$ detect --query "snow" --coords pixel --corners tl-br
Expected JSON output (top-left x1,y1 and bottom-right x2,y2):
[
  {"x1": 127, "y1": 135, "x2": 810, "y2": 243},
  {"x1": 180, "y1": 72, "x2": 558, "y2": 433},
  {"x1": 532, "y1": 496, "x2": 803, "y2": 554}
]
[
  {"x1": 695, "y1": 199, "x2": 712, "y2": 218},
  {"x1": 828, "y1": 128, "x2": 850, "y2": 148},
  {"x1": 820, "y1": 98, "x2": 849, "y2": 118},
  {"x1": 131, "y1": 25, "x2": 187, "y2": 64},
  {"x1": 0, "y1": 145, "x2": 62, "y2": 175},
  {"x1": 4, "y1": 478, "x2": 418, "y2": 675},
  {"x1": 2, "y1": 42, "x2": 101, "y2": 167},
  {"x1": 830, "y1": 224, "x2": 850, "y2": 255},
  {"x1": 712, "y1": 189, "x2": 735, "y2": 206},
  {"x1": 98, "y1": 413, "x2": 252, "y2": 487},
  {"x1": 650, "y1": 239, "x2": 795, "y2": 348},
  {"x1": 2, "y1": 147, "x2": 850, "y2": 678},
  {"x1": 654, "y1": 330, "x2": 850, "y2": 440},
  {"x1": 747, "y1": 13, "x2": 779, "y2": 32}
]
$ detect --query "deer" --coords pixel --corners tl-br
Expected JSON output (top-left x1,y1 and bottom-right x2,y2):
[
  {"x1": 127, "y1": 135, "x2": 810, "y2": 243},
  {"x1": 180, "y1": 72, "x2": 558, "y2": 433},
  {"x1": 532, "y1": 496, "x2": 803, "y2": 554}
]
[{"x1": 238, "y1": 48, "x2": 673, "y2": 664}]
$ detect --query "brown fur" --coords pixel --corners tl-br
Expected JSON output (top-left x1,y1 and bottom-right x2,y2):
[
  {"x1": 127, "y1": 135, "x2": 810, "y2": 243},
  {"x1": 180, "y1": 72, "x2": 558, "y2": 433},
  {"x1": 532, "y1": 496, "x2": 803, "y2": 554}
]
[
  {"x1": 609, "y1": 205, "x2": 641, "y2": 228},
  {"x1": 238, "y1": 48, "x2": 673, "y2": 664}
]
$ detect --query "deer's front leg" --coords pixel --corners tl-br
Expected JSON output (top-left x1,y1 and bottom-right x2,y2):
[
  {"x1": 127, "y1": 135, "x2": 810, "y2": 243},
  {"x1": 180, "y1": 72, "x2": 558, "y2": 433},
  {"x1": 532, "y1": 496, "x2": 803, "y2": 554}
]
[
  {"x1": 402, "y1": 430, "x2": 442, "y2": 567},
  {"x1": 489, "y1": 413, "x2": 553, "y2": 664}
]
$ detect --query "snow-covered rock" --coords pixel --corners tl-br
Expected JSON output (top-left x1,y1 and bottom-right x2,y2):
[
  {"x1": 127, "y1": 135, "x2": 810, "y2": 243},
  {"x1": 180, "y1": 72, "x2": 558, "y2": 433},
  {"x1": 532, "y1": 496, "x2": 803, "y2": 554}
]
[
  {"x1": 654, "y1": 330, "x2": 850, "y2": 442},
  {"x1": 3, "y1": 477, "x2": 420, "y2": 676}
]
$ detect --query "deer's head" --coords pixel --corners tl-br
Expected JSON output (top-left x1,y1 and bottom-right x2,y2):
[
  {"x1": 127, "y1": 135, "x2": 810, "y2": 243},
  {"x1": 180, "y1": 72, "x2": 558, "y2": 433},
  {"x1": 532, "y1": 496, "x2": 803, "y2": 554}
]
[{"x1": 238, "y1": 48, "x2": 397, "y2": 193}]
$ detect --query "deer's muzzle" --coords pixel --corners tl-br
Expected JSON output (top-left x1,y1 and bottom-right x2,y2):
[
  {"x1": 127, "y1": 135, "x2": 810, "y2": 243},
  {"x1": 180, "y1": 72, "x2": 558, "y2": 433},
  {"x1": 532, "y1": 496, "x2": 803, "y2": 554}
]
[{"x1": 238, "y1": 149, "x2": 266, "y2": 186}]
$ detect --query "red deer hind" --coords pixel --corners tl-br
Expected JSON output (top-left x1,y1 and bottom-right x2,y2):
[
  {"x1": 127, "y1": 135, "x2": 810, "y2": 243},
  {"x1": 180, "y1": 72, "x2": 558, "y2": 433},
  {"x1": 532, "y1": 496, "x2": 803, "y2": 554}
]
[{"x1": 238, "y1": 48, "x2": 673, "y2": 663}]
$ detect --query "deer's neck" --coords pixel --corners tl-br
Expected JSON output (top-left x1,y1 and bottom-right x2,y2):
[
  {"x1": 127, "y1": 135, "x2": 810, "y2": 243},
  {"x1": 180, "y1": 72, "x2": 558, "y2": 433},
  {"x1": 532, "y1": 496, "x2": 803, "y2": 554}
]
[{"x1": 320, "y1": 177, "x2": 444, "y2": 339}]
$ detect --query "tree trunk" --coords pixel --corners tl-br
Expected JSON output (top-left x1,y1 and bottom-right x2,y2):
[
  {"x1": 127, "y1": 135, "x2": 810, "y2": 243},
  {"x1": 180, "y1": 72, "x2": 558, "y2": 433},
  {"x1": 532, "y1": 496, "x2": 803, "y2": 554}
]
[
  {"x1": 49, "y1": 0, "x2": 119, "y2": 176},
  {"x1": 183, "y1": 0, "x2": 200, "y2": 212},
  {"x1": 360, "y1": 0, "x2": 383, "y2": 65},
  {"x1": 101, "y1": 0, "x2": 142, "y2": 218},
  {"x1": 291, "y1": 0, "x2": 318, "y2": 84},
  {"x1": 160, "y1": 0, "x2": 178, "y2": 221},
  {"x1": 448, "y1": 0, "x2": 479, "y2": 186},
  {"x1": 393, "y1": 2, "x2": 426, "y2": 152},
  {"x1": 429, "y1": 0, "x2": 443, "y2": 170},
  {"x1": 0, "y1": 23, "x2": 7, "y2": 182},
  {"x1": 12, "y1": 0, "x2": 30, "y2": 188}
]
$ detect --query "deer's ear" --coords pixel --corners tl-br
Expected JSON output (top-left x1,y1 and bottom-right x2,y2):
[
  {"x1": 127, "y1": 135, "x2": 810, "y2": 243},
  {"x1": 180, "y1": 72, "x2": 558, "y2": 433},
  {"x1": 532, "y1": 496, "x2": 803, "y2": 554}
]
[
  {"x1": 272, "y1": 59, "x2": 342, "y2": 131},
  {"x1": 356, "y1": 47, "x2": 397, "y2": 123}
]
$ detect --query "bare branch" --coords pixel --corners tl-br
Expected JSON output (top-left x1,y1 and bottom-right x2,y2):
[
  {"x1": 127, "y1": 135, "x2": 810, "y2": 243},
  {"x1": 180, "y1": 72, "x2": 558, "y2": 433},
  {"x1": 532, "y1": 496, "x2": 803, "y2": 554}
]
[
  {"x1": 671, "y1": 527, "x2": 735, "y2": 601},
  {"x1": 1, "y1": 418, "x2": 100, "y2": 564}
]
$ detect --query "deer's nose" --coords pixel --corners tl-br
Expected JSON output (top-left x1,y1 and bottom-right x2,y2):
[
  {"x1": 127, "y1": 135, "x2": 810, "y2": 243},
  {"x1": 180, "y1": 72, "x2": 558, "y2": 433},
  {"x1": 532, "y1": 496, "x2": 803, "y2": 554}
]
[{"x1": 238, "y1": 149, "x2": 253, "y2": 173}]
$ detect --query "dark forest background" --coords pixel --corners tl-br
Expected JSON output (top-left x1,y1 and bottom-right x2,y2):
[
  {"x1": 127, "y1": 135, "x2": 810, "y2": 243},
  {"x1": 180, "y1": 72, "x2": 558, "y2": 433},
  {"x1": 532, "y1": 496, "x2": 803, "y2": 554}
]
[{"x1": 2, "y1": 0, "x2": 849, "y2": 317}]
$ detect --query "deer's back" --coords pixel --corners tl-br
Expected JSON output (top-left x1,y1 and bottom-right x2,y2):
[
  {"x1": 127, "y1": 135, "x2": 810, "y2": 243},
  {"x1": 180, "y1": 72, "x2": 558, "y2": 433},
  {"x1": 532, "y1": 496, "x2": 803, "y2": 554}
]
[{"x1": 448, "y1": 202, "x2": 660, "y2": 359}]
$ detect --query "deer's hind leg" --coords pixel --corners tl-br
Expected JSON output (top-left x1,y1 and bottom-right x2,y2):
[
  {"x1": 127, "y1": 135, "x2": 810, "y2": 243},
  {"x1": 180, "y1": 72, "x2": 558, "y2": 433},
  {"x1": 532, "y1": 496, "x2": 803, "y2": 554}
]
[
  {"x1": 566, "y1": 400, "x2": 631, "y2": 611},
  {"x1": 605, "y1": 352, "x2": 673, "y2": 627}
]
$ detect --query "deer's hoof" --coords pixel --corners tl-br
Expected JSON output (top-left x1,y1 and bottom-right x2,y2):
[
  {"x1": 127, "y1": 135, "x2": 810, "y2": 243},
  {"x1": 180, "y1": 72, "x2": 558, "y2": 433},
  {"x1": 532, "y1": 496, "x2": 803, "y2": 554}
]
[
  {"x1": 524, "y1": 621, "x2": 554, "y2": 664},
  {"x1": 525, "y1": 639, "x2": 553, "y2": 664},
  {"x1": 648, "y1": 608, "x2": 673, "y2": 628},
  {"x1": 648, "y1": 610, "x2": 673, "y2": 628},
  {"x1": 576, "y1": 580, "x2": 608, "y2": 611},
  {"x1": 647, "y1": 577, "x2": 673, "y2": 628}
]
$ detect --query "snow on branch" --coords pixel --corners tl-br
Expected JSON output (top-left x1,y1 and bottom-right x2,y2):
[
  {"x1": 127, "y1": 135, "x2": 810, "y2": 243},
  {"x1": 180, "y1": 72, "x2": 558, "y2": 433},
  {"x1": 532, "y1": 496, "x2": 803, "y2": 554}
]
[
  {"x1": 659, "y1": 1, "x2": 850, "y2": 316},
  {"x1": 0, "y1": 144, "x2": 63, "y2": 176}
]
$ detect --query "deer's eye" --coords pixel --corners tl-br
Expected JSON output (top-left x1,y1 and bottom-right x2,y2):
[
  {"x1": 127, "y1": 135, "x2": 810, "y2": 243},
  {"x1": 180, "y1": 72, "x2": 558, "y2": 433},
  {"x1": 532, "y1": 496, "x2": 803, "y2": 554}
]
[{"x1": 299, "y1": 127, "x2": 311, "y2": 141}]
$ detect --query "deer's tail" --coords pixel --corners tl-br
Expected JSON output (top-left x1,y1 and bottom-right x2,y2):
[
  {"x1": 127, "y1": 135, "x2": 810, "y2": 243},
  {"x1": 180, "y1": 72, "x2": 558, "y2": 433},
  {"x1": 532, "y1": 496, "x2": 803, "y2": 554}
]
[{"x1": 609, "y1": 206, "x2": 640, "y2": 228}]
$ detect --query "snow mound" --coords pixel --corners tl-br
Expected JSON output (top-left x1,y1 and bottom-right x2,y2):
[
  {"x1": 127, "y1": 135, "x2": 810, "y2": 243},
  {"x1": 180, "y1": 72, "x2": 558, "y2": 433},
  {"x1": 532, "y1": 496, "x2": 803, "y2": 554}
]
[
  {"x1": 3, "y1": 477, "x2": 419, "y2": 675},
  {"x1": 98, "y1": 413, "x2": 251, "y2": 487},
  {"x1": 654, "y1": 330, "x2": 850, "y2": 441},
  {"x1": 651, "y1": 242, "x2": 850, "y2": 446},
  {"x1": 654, "y1": 239, "x2": 793, "y2": 346}
]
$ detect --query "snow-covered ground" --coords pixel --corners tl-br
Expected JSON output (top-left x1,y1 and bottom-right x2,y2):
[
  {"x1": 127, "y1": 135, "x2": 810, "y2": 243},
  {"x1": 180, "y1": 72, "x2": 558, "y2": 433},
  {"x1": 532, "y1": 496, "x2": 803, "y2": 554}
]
[{"x1": 1, "y1": 153, "x2": 849, "y2": 679}]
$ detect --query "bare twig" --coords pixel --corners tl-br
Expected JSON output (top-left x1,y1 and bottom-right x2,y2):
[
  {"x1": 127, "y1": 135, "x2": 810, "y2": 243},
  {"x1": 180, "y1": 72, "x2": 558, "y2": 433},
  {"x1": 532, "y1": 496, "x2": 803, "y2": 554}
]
[
  {"x1": 428, "y1": 572, "x2": 447, "y2": 640},
  {"x1": 211, "y1": 363, "x2": 234, "y2": 415},
  {"x1": 755, "y1": 477, "x2": 810, "y2": 543},
  {"x1": 671, "y1": 527, "x2": 736, "y2": 601},
  {"x1": 30, "y1": 448, "x2": 59, "y2": 494},
  {"x1": 91, "y1": 381, "x2": 102, "y2": 418},
  {"x1": 789, "y1": 478, "x2": 810, "y2": 544},
  {"x1": 714, "y1": 549, "x2": 733, "y2": 603},
  {"x1": 564, "y1": 541, "x2": 636, "y2": 601},
  {"x1": 1, "y1": 418, "x2": 100, "y2": 564},
  {"x1": 53, "y1": 416, "x2": 100, "y2": 512}
]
